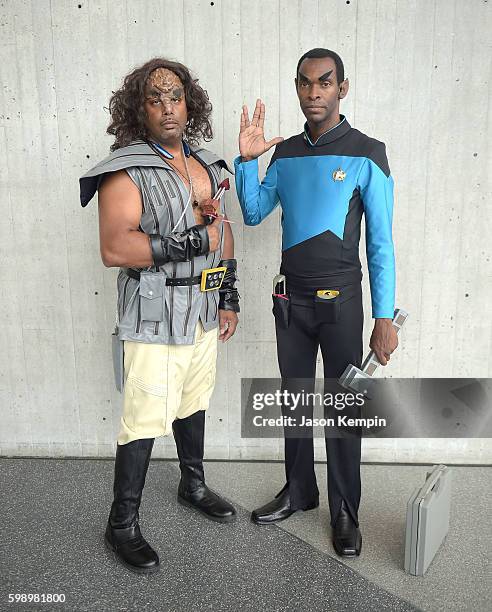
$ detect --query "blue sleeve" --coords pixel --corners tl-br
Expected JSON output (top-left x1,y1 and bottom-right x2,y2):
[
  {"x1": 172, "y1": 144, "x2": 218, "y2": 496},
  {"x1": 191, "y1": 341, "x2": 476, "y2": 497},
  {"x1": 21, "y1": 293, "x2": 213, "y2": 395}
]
[
  {"x1": 358, "y1": 146, "x2": 395, "y2": 319},
  {"x1": 233, "y1": 155, "x2": 280, "y2": 225}
]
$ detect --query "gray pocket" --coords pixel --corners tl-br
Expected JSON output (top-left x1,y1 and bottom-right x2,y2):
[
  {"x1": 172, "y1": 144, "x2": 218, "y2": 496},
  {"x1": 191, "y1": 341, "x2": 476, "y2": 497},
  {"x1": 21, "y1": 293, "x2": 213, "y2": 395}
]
[{"x1": 139, "y1": 272, "x2": 166, "y2": 322}]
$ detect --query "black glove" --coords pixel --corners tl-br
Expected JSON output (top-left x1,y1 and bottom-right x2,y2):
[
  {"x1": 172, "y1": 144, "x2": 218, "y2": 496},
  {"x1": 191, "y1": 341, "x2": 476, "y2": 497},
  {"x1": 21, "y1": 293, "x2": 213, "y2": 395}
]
[
  {"x1": 218, "y1": 258, "x2": 240, "y2": 313},
  {"x1": 149, "y1": 225, "x2": 209, "y2": 267}
]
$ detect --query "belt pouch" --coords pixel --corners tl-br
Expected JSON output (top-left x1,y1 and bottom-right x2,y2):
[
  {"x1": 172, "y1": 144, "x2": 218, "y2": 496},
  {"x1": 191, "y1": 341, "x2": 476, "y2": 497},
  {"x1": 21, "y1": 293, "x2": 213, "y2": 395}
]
[
  {"x1": 314, "y1": 294, "x2": 340, "y2": 323},
  {"x1": 272, "y1": 295, "x2": 290, "y2": 329},
  {"x1": 139, "y1": 271, "x2": 166, "y2": 322}
]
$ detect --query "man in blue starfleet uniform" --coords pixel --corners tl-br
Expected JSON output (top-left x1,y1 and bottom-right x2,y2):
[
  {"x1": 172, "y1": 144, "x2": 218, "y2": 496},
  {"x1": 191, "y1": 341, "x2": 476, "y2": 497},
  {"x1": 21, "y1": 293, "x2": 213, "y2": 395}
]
[{"x1": 234, "y1": 48, "x2": 398, "y2": 557}]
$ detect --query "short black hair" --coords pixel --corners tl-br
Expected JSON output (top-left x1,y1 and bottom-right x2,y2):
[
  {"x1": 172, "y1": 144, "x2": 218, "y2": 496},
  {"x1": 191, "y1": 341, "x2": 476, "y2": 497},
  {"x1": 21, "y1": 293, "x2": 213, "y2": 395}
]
[{"x1": 296, "y1": 48, "x2": 345, "y2": 84}]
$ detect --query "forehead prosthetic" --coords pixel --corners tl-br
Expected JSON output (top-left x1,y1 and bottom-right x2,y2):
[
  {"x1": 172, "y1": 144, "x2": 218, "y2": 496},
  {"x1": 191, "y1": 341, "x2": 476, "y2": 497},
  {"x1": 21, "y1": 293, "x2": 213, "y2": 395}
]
[{"x1": 147, "y1": 68, "x2": 185, "y2": 105}]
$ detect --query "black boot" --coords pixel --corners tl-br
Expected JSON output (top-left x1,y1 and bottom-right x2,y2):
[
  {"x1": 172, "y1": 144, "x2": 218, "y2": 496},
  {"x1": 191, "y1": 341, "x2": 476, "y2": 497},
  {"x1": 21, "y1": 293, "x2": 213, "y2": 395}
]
[
  {"x1": 251, "y1": 484, "x2": 319, "y2": 525},
  {"x1": 104, "y1": 438, "x2": 160, "y2": 574},
  {"x1": 332, "y1": 499, "x2": 362, "y2": 557},
  {"x1": 172, "y1": 410, "x2": 236, "y2": 523}
]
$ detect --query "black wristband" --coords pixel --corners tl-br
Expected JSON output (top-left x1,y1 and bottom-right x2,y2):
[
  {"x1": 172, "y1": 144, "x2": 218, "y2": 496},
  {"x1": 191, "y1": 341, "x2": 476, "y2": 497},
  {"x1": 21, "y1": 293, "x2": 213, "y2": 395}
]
[
  {"x1": 149, "y1": 225, "x2": 210, "y2": 267},
  {"x1": 218, "y1": 258, "x2": 240, "y2": 313},
  {"x1": 219, "y1": 288, "x2": 240, "y2": 312}
]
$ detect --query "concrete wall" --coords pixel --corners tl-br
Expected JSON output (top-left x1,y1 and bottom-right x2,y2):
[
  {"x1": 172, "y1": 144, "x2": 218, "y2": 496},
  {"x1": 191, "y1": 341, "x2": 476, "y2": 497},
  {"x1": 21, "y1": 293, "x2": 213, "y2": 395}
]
[{"x1": 1, "y1": 0, "x2": 490, "y2": 463}]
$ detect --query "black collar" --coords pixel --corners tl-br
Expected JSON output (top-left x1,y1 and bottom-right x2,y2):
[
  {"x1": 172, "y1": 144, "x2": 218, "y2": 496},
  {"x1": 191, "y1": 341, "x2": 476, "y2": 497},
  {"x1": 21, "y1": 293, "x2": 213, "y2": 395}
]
[{"x1": 303, "y1": 115, "x2": 351, "y2": 146}]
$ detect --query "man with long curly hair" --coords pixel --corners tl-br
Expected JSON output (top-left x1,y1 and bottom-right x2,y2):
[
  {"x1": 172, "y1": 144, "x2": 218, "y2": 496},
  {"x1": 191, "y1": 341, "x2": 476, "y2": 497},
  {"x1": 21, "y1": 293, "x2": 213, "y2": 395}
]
[{"x1": 79, "y1": 58, "x2": 239, "y2": 574}]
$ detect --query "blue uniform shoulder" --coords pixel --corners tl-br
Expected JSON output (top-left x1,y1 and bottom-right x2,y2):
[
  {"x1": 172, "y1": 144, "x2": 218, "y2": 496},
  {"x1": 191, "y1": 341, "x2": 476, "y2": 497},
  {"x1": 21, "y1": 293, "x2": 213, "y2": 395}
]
[
  {"x1": 265, "y1": 127, "x2": 391, "y2": 177},
  {"x1": 349, "y1": 128, "x2": 390, "y2": 177},
  {"x1": 267, "y1": 133, "x2": 304, "y2": 168}
]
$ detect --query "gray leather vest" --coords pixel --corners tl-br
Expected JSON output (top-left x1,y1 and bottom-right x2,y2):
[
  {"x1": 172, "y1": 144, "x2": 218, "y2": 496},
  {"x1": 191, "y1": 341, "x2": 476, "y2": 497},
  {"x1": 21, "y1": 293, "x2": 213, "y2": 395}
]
[{"x1": 80, "y1": 140, "x2": 233, "y2": 345}]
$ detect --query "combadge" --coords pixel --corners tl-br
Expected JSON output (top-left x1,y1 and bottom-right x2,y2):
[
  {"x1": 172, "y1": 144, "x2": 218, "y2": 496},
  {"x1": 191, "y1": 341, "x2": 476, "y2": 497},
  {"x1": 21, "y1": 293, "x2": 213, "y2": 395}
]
[{"x1": 332, "y1": 168, "x2": 346, "y2": 181}]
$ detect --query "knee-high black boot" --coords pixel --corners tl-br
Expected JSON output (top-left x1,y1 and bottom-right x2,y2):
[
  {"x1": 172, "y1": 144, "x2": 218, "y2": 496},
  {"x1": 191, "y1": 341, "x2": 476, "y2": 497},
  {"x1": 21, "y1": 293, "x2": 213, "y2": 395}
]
[
  {"x1": 172, "y1": 410, "x2": 236, "y2": 523},
  {"x1": 104, "y1": 438, "x2": 160, "y2": 574}
]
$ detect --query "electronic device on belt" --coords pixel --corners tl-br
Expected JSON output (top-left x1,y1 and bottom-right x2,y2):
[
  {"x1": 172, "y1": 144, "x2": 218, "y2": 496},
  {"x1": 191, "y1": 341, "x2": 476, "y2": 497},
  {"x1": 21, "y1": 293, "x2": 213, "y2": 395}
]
[
  {"x1": 273, "y1": 274, "x2": 287, "y2": 297},
  {"x1": 200, "y1": 266, "x2": 227, "y2": 292}
]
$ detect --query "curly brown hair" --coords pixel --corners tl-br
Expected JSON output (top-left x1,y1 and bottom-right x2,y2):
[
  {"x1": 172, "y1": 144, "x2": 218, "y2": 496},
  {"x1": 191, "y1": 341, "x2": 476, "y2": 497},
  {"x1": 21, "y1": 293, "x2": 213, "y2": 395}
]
[{"x1": 107, "y1": 58, "x2": 213, "y2": 151}]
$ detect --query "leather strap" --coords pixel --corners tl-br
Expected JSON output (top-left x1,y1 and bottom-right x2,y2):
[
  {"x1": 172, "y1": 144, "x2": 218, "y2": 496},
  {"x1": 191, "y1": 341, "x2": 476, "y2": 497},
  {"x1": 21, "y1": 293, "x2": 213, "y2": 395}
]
[
  {"x1": 123, "y1": 268, "x2": 201, "y2": 286},
  {"x1": 166, "y1": 276, "x2": 202, "y2": 287}
]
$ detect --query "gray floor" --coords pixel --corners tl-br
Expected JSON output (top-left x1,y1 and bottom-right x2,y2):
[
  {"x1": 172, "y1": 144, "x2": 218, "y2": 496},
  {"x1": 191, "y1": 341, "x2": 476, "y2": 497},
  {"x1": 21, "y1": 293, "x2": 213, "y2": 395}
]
[
  {"x1": 0, "y1": 458, "x2": 490, "y2": 612},
  {"x1": 205, "y1": 461, "x2": 492, "y2": 612}
]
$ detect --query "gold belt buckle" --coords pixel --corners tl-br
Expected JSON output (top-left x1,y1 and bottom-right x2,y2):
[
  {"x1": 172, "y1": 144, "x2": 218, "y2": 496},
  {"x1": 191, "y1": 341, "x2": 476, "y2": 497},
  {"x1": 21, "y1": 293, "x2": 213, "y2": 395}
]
[
  {"x1": 200, "y1": 266, "x2": 227, "y2": 292},
  {"x1": 316, "y1": 289, "x2": 340, "y2": 300}
]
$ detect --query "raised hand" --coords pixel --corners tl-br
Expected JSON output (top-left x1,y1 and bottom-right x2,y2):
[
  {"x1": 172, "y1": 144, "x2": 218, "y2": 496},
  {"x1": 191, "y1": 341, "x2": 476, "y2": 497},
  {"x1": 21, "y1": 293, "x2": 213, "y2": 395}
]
[{"x1": 239, "y1": 99, "x2": 283, "y2": 162}]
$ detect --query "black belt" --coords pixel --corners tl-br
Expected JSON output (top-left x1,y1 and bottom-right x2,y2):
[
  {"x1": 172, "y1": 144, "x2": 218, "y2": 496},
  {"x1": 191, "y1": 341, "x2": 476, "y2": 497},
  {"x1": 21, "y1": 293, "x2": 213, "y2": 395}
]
[
  {"x1": 280, "y1": 268, "x2": 363, "y2": 291},
  {"x1": 123, "y1": 268, "x2": 202, "y2": 286}
]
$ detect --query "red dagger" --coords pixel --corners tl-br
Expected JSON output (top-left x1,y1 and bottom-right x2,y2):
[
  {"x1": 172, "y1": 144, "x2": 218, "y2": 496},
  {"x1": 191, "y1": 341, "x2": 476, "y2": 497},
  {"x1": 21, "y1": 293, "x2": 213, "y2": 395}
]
[
  {"x1": 213, "y1": 178, "x2": 230, "y2": 200},
  {"x1": 204, "y1": 178, "x2": 234, "y2": 224}
]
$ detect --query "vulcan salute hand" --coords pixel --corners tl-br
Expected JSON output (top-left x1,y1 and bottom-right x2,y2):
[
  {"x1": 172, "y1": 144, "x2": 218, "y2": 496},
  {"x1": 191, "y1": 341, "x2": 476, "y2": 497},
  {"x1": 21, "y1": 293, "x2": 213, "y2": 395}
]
[{"x1": 239, "y1": 99, "x2": 284, "y2": 162}]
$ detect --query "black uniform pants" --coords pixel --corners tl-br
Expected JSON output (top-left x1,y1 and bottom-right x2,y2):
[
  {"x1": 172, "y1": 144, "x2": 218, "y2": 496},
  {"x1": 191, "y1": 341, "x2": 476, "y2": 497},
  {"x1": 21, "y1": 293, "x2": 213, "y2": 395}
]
[{"x1": 274, "y1": 284, "x2": 363, "y2": 527}]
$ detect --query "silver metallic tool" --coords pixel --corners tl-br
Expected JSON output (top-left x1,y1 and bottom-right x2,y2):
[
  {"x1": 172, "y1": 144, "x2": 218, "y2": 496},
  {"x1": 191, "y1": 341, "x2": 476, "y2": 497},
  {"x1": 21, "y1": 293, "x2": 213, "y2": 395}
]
[
  {"x1": 273, "y1": 273, "x2": 287, "y2": 296},
  {"x1": 338, "y1": 308, "x2": 408, "y2": 396}
]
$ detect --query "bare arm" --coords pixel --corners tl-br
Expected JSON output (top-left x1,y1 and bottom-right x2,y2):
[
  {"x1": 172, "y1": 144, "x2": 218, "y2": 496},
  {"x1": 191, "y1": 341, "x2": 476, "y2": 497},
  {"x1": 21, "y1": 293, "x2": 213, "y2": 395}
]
[
  {"x1": 218, "y1": 215, "x2": 238, "y2": 341},
  {"x1": 98, "y1": 170, "x2": 153, "y2": 268},
  {"x1": 98, "y1": 170, "x2": 221, "y2": 268},
  {"x1": 221, "y1": 213, "x2": 234, "y2": 259}
]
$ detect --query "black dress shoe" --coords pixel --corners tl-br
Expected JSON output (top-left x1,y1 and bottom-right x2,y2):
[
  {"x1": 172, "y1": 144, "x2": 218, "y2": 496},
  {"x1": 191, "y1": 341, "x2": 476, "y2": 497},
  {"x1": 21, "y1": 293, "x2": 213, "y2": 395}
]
[
  {"x1": 105, "y1": 519, "x2": 160, "y2": 574},
  {"x1": 251, "y1": 486, "x2": 319, "y2": 525},
  {"x1": 332, "y1": 500, "x2": 362, "y2": 557},
  {"x1": 178, "y1": 480, "x2": 236, "y2": 523}
]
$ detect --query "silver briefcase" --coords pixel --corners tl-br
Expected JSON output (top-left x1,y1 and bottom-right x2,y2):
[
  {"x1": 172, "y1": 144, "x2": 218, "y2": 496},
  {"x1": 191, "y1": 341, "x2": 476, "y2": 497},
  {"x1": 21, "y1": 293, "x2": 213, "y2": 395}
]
[{"x1": 404, "y1": 464, "x2": 452, "y2": 576}]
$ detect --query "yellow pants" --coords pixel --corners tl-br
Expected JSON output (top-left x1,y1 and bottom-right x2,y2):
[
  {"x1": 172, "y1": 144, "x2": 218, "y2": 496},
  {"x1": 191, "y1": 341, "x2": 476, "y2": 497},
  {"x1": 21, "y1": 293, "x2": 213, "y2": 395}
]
[{"x1": 117, "y1": 321, "x2": 218, "y2": 445}]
